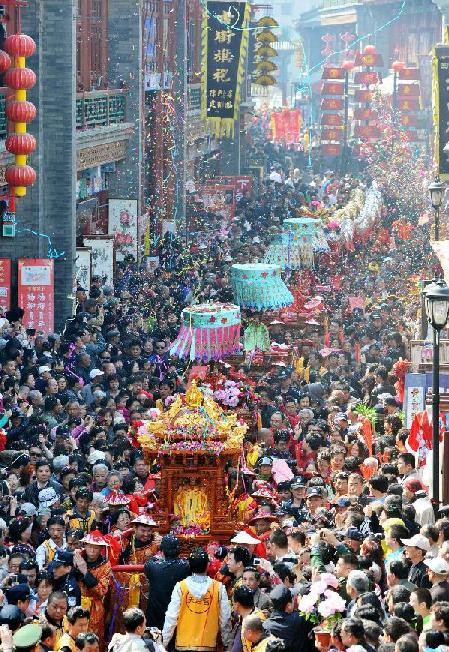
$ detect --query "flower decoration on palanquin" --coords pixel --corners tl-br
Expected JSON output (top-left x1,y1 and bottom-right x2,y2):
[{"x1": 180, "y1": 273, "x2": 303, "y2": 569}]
[{"x1": 136, "y1": 380, "x2": 247, "y2": 456}]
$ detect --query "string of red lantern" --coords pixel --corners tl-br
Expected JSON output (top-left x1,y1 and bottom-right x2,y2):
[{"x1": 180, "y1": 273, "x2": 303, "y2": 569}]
[{"x1": 3, "y1": 31, "x2": 37, "y2": 202}]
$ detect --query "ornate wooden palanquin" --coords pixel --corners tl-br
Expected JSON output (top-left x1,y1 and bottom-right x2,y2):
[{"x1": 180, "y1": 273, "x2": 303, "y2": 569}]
[{"x1": 137, "y1": 381, "x2": 246, "y2": 547}]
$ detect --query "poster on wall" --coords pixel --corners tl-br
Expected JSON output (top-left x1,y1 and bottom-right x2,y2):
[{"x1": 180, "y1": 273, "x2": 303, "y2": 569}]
[
  {"x1": 83, "y1": 236, "x2": 115, "y2": 286},
  {"x1": 109, "y1": 199, "x2": 138, "y2": 261},
  {"x1": 197, "y1": 184, "x2": 236, "y2": 221},
  {"x1": 18, "y1": 259, "x2": 54, "y2": 335},
  {"x1": 0, "y1": 259, "x2": 11, "y2": 315},
  {"x1": 75, "y1": 248, "x2": 92, "y2": 291}
]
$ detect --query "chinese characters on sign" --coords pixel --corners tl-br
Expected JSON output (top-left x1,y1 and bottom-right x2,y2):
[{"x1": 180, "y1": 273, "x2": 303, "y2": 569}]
[
  {"x1": 18, "y1": 259, "x2": 54, "y2": 335},
  {"x1": 203, "y1": 1, "x2": 250, "y2": 136},
  {"x1": 0, "y1": 259, "x2": 11, "y2": 315}
]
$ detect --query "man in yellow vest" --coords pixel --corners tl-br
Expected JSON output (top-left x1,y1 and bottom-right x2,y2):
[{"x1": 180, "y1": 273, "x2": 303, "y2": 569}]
[
  {"x1": 162, "y1": 548, "x2": 232, "y2": 652},
  {"x1": 57, "y1": 606, "x2": 90, "y2": 652}
]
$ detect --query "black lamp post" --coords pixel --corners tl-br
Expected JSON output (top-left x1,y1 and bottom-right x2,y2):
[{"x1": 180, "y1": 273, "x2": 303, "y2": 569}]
[
  {"x1": 428, "y1": 177, "x2": 445, "y2": 240},
  {"x1": 424, "y1": 277, "x2": 449, "y2": 506}
]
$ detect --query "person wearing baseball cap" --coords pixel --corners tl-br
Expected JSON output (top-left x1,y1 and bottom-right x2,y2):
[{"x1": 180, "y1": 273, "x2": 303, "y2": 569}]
[
  {"x1": 424, "y1": 557, "x2": 449, "y2": 602},
  {"x1": 402, "y1": 534, "x2": 432, "y2": 588},
  {"x1": 144, "y1": 535, "x2": 190, "y2": 630},
  {"x1": 48, "y1": 550, "x2": 81, "y2": 608}
]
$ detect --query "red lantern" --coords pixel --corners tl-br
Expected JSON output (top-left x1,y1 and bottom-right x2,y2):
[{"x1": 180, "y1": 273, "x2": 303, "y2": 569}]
[
  {"x1": 5, "y1": 164, "x2": 36, "y2": 187},
  {"x1": 6, "y1": 100, "x2": 36, "y2": 123},
  {"x1": 392, "y1": 60, "x2": 405, "y2": 72},
  {"x1": 5, "y1": 133, "x2": 36, "y2": 155},
  {"x1": 341, "y1": 59, "x2": 355, "y2": 72},
  {"x1": 0, "y1": 50, "x2": 11, "y2": 74},
  {"x1": 5, "y1": 67, "x2": 36, "y2": 90},
  {"x1": 4, "y1": 34, "x2": 36, "y2": 58},
  {"x1": 364, "y1": 45, "x2": 376, "y2": 55}
]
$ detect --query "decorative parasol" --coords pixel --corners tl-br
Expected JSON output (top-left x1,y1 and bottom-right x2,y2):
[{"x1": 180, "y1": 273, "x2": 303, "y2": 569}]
[
  {"x1": 264, "y1": 218, "x2": 329, "y2": 270},
  {"x1": 231, "y1": 264, "x2": 293, "y2": 311},
  {"x1": 170, "y1": 302, "x2": 241, "y2": 362}
]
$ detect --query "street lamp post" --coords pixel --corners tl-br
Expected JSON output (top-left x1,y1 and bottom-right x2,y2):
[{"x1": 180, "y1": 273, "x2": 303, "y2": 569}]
[
  {"x1": 341, "y1": 59, "x2": 354, "y2": 174},
  {"x1": 424, "y1": 278, "x2": 449, "y2": 507},
  {"x1": 428, "y1": 177, "x2": 446, "y2": 240}
]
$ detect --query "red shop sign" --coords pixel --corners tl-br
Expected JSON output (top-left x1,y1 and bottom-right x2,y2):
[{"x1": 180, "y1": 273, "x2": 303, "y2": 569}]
[
  {"x1": 18, "y1": 258, "x2": 54, "y2": 335},
  {"x1": 0, "y1": 259, "x2": 11, "y2": 315}
]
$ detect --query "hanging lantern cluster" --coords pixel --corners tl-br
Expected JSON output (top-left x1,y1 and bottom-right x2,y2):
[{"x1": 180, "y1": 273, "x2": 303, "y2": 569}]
[
  {"x1": 254, "y1": 16, "x2": 278, "y2": 87},
  {"x1": 4, "y1": 33, "x2": 37, "y2": 197}
]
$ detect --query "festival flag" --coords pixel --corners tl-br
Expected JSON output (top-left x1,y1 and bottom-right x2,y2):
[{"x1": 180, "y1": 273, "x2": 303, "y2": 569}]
[
  {"x1": 322, "y1": 81, "x2": 344, "y2": 95},
  {"x1": 321, "y1": 66, "x2": 344, "y2": 80},
  {"x1": 397, "y1": 83, "x2": 420, "y2": 97},
  {"x1": 321, "y1": 98, "x2": 343, "y2": 110},
  {"x1": 321, "y1": 127, "x2": 343, "y2": 142},
  {"x1": 354, "y1": 51, "x2": 384, "y2": 67},
  {"x1": 400, "y1": 114, "x2": 418, "y2": 127},
  {"x1": 354, "y1": 125, "x2": 381, "y2": 139},
  {"x1": 353, "y1": 107, "x2": 377, "y2": 121},
  {"x1": 321, "y1": 113, "x2": 343, "y2": 126},
  {"x1": 322, "y1": 143, "x2": 341, "y2": 156},
  {"x1": 202, "y1": 1, "x2": 250, "y2": 138},
  {"x1": 399, "y1": 68, "x2": 421, "y2": 80},
  {"x1": 354, "y1": 89, "x2": 372, "y2": 102},
  {"x1": 354, "y1": 71, "x2": 378, "y2": 86},
  {"x1": 398, "y1": 98, "x2": 420, "y2": 111}
]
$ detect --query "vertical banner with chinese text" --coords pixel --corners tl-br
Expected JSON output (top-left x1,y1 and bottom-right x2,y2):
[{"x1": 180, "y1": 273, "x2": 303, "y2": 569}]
[
  {"x1": 0, "y1": 259, "x2": 11, "y2": 315},
  {"x1": 433, "y1": 48, "x2": 449, "y2": 180},
  {"x1": 202, "y1": 1, "x2": 250, "y2": 138},
  {"x1": 18, "y1": 259, "x2": 54, "y2": 335}
]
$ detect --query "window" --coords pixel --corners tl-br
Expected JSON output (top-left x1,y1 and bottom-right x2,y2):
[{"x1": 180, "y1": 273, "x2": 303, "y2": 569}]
[{"x1": 77, "y1": 0, "x2": 108, "y2": 92}]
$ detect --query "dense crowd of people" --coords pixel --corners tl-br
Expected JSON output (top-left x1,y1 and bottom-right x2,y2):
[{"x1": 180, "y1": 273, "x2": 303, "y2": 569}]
[{"x1": 0, "y1": 133, "x2": 443, "y2": 652}]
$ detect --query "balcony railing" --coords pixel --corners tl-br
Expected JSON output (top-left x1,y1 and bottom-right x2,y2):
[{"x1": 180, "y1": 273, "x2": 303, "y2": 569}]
[{"x1": 76, "y1": 89, "x2": 126, "y2": 130}]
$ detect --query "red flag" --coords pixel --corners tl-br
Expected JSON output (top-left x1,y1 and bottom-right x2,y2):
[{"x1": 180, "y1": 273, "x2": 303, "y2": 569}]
[
  {"x1": 397, "y1": 98, "x2": 420, "y2": 111},
  {"x1": 354, "y1": 71, "x2": 379, "y2": 85},
  {"x1": 321, "y1": 127, "x2": 343, "y2": 142},
  {"x1": 397, "y1": 83, "x2": 420, "y2": 97},
  {"x1": 354, "y1": 89, "x2": 372, "y2": 102},
  {"x1": 321, "y1": 66, "x2": 344, "y2": 80},
  {"x1": 322, "y1": 143, "x2": 342, "y2": 156},
  {"x1": 354, "y1": 125, "x2": 381, "y2": 139},
  {"x1": 353, "y1": 107, "x2": 377, "y2": 120}
]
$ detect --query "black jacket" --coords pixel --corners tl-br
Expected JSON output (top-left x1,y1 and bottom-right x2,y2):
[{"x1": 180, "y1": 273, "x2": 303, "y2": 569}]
[
  {"x1": 408, "y1": 560, "x2": 432, "y2": 589},
  {"x1": 144, "y1": 557, "x2": 190, "y2": 628},
  {"x1": 23, "y1": 479, "x2": 64, "y2": 507},
  {"x1": 263, "y1": 610, "x2": 313, "y2": 652},
  {"x1": 53, "y1": 572, "x2": 81, "y2": 608}
]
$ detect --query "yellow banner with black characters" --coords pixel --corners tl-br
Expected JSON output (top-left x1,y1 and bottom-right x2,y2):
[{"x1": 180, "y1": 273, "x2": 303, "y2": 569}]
[
  {"x1": 433, "y1": 44, "x2": 449, "y2": 180},
  {"x1": 202, "y1": 1, "x2": 250, "y2": 138}
]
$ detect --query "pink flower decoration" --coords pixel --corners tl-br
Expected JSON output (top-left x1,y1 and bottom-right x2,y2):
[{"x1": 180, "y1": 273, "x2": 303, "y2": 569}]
[
  {"x1": 209, "y1": 316, "x2": 217, "y2": 322},
  {"x1": 261, "y1": 272, "x2": 268, "y2": 278},
  {"x1": 321, "y1": 573, "x2": 339, "y2": 589},
  {"x1": 221, "y1": 317, "x2": 228, "y2": 323}
]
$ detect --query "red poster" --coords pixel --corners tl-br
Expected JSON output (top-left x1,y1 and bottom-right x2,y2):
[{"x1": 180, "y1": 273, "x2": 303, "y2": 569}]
[
  {"x1": 197, "y1": 185, "x2": 236, "y2": 221},
  {"x1": 18, "y1": 259, "x2": 54, "y2": 335},
  {"x1": 270, "y1": 111, "x2": 287, "y2": 142},
  {"x1": 0, "y1": 259, "x2": 11, "y2": 315},
  {"x1": 284, "y1": 109, "x2": 301, "y2": 144}
]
